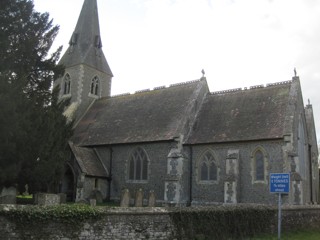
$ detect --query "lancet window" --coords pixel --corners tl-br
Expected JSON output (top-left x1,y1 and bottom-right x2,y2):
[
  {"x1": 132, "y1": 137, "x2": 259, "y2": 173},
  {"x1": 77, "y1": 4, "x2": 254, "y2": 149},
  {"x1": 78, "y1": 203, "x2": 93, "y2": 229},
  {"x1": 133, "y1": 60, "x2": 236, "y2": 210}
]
[
  {"x1": 63, "y1": 74, "x2": 71, "y2": 95},
  {"x1": 90, "y1": 76, "x2": 99, "y2": 95}
]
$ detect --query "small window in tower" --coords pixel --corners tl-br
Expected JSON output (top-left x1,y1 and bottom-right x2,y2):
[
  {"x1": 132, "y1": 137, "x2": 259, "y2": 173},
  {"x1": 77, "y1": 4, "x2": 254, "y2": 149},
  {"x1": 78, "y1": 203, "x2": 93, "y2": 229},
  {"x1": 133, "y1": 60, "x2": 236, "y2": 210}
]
[
  {"x1": 90, "y1": 76, "x2": 99, "y2": 96},
  {"x1": 63, "y1": 74, "x2": 71, "y2": 95},
  {"x1": 95, "y1": 35, "x2": 102, "y2": 48},
  {"x1": 69, "y1": 33, "x2": 78, "y2": 45},
  {"x1": 94, "y1": 178, "x2": 98, "y2": 189}
]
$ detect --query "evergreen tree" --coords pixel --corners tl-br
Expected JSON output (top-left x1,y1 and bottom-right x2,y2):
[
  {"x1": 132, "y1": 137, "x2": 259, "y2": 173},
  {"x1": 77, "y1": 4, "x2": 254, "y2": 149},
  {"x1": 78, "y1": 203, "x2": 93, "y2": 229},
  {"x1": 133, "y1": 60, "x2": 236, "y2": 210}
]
[{"x1": 0, "y1": 0, "x2": 72, "y2": 192}]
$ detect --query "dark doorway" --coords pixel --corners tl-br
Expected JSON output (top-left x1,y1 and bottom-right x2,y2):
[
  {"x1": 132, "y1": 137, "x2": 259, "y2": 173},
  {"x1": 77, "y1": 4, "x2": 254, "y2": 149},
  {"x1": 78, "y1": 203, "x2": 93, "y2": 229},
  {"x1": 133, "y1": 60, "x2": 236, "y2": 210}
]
[{"x1": 61, "y1": 166, "x2": 75, "y2": 202}]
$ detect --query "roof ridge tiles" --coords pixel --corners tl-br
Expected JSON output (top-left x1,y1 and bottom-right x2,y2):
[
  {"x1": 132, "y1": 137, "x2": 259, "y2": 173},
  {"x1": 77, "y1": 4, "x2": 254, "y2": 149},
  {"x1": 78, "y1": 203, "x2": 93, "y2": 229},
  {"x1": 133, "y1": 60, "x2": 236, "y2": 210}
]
[
  {"x1": 249, "y1": 84, "x2": 264, "y2": 89},
  {"x1": 266, "y1": 80, "x2": 292, "y2": 87},
  {"x1": 153, "y1": 85, "x2": 166, "y2": 90},
  {"x1": 135, "y1": 89, "x2": 151, "y2": 94},
  {"x1": 210, "y1": 80, "x2": 293, "y2": 95},
  {"x1": 111, "y1": 93, "x2": 131, "y2": 98},
  {"x1": 111, "y1": 79, "x2": 203, "y2": 97},
  {"x1": 169, "y1": 79, "x2": 202, "y2": 87},
  {"x1": 210, "y1": 88, "x2": 242, "y2": 95}
]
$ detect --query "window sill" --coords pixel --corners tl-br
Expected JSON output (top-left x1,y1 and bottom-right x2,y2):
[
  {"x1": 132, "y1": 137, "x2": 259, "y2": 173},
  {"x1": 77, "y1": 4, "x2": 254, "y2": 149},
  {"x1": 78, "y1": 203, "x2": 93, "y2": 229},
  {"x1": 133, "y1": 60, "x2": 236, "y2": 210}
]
[
  {"x1": 198, "y1": 180, "x2": 219, "y2": 185},
  {"x1": 126, "y1": 180, "x2": 148, "y2": 184},
  {"x1": 88, "y1": 93, "x2": 99, "y2": 99},
  {"x1": 252, "y1": 180, "x2": 267, "y2": 184},
  {"x1": 61, "y1": 93, "x2": 71, "y2": 98}
]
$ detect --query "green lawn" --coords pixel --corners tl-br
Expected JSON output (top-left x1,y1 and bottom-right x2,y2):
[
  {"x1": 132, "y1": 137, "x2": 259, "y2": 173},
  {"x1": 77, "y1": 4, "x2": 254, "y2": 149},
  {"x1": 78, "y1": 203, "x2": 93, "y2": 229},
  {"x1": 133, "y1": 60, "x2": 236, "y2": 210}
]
[{"x1": 253, "y1": 230, "x2": 320, "y2": 240}]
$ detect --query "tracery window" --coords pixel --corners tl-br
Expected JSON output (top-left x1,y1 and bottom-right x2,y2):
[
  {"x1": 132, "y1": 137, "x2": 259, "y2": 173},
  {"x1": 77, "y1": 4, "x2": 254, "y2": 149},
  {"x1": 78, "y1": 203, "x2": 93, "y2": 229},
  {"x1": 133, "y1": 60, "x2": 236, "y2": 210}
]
[
  {"x1": 199, "y1": 150, "x2": 218, "y2": 182},
  {"x1": 63, "y1": 74, "x2": 71, "y2": 95},
  {"x1": 252, "y1": 147, "x2": 268, "y2": 183},
  {"x1": 128, "y1": 147, "x2": 149, "y2": 181},
  {"x1": 90, "y1": 76, "x2": 99, "y2": 95}
]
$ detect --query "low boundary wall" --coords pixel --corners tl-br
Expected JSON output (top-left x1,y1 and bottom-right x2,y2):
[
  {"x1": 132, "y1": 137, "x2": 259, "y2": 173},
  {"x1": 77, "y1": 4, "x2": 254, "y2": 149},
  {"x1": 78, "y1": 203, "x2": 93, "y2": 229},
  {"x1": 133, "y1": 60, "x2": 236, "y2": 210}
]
[{"x1": 1, "y1": 205, "x2": 320, "y2": 239}]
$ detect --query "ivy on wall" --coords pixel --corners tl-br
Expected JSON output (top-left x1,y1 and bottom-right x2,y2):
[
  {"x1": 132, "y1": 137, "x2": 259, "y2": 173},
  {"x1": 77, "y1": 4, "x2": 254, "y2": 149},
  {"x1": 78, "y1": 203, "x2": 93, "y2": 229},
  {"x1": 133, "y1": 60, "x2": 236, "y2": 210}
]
[
  {"x1": 169, "y1": 205, "x2": 277, "y2": 240},
  {"x1": 0, "y1": 204, "x2": 104, "y2": 224}
]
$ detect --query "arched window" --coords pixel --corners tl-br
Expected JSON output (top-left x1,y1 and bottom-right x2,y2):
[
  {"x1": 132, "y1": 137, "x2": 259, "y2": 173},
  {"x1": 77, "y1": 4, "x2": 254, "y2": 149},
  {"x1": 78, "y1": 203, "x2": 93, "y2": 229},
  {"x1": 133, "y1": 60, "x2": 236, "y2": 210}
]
[
  {"x1": 198, "y1": 150, "x2": 218, "y2": 182},
  {"x1": 63, "y1": 74, "x2": 71, "y2": 95},
  {"x1": 128, "y1": 148, "x2": 149, "y2": 181},
  {"x1": 90, "y1": 76, "x2": 99, "y2": 96},
  {"x1": 255, "y1": 150, "x2": 264, "y2": 181},
  {"x1": 252, "y1": 147, "x2": 268, "y2": 183}
]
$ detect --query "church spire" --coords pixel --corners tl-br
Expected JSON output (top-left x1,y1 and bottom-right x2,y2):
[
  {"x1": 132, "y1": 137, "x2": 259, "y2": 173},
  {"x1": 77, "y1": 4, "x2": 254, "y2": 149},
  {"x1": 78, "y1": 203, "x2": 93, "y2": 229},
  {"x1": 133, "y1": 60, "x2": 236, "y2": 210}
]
[
  {"x1": 59, "y1": 0, "x2": 113, "y2": 77},
  {"x1": 55, "y1": 0, "x2": 113, "y2": 121}
]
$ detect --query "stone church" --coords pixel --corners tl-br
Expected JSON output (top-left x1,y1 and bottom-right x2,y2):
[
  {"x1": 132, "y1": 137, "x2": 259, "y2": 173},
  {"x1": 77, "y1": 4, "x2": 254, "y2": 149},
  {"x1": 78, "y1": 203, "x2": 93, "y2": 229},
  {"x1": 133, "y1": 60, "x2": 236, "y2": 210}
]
[{"x1": 54, "y1": 0, "x2": 319, "y2": 205}]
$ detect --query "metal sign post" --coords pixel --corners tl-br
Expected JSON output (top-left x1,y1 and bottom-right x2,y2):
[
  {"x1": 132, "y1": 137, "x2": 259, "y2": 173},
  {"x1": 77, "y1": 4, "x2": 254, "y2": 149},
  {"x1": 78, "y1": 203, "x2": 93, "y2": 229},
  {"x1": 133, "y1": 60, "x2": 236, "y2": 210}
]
[
  {"x1": 270, "y1": 173, "x2": 290, "y2": 240},
  {"x1": 278, "y1": 193, "x2": 282, "y2": 240}
]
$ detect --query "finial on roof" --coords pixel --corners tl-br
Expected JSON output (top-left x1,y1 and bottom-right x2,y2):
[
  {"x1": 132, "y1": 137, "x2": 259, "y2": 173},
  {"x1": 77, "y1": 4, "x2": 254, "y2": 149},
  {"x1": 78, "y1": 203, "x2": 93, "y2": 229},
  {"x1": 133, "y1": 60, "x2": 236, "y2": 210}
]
[
  {"x1": 308, "y1": 99, "x2": 310, "y2": 105},
  {"x1": 294, "y1": 68, "x2": 297, "y2": 77},
  {"x1": 201, "y1": 69, "x2": 205, "y2": 78}
]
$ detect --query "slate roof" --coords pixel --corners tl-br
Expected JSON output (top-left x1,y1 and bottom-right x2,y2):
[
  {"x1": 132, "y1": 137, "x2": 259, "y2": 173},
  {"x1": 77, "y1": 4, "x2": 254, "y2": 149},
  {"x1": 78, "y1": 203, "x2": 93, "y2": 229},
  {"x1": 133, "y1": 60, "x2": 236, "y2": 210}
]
[
  {"x1": 59, "y1": 0, "x2": 113, "y2": 76},
  {"x1": 69, "y1": 142, "x2": 108, "y2": 177},
  {"x1": 72, "y1": 80, "x2": 207, "y2": 146},
  {"x1": 186, "y1": 81, "x2": 294, "y2": 144}
]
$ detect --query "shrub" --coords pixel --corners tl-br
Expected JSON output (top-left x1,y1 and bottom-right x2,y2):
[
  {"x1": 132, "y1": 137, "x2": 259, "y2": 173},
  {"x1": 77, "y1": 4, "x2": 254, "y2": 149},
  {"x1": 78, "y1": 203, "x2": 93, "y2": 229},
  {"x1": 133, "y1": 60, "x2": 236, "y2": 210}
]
[{"x1": 0, "y1": 204, "x2": 104, "y2": 224}]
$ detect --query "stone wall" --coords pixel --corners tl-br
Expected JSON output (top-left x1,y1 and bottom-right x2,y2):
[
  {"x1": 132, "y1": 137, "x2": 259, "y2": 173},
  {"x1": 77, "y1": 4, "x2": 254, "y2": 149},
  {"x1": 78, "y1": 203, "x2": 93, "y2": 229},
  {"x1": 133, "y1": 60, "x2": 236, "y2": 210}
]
[
  {"x1": 1, "y1": 205, "x2": 320, "y2": 239},
  {"x1": 55, "y1": 64, "x2": 112, "y2": 121},
  {"x1": 71, "y1": 137, "x2": 314, "y2": 206},
  {"x1": 191, "y1": 140, "x2": 285, "y2": 205},
  {"x1": 106, "y1": 142, "x2": 175, "y2": 203},
  {"x1": 0, "y1": 207, "x2": 175, "y2": 240},
  {"x1": 96, "y1": 140, "x2": 288, "y2": 206},
  {"x1": 35, "y1": 193, "x2": 60, "y2": 206}
]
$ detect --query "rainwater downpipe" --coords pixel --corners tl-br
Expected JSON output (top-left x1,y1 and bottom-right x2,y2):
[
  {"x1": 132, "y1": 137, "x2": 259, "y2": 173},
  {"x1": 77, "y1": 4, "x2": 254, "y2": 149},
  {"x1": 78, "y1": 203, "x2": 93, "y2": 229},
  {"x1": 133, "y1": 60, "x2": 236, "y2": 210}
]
[
  {"x1": 308, "y1": 144, "x2": 313, "y2": 203},
  {"x1": 108, "y1": 146, "x2": 113, "y2": 201},
  {"x1": 189, "y1": 145, "x2": 193, "y2": 206}
]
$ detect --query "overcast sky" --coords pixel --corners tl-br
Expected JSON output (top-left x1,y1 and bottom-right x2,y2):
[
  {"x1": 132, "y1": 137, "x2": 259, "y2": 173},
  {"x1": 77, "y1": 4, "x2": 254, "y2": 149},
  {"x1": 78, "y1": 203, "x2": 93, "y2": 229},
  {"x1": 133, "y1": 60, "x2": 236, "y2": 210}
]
[{"x1": 33, "y1": 0, "x2": 320, "y2": 141}]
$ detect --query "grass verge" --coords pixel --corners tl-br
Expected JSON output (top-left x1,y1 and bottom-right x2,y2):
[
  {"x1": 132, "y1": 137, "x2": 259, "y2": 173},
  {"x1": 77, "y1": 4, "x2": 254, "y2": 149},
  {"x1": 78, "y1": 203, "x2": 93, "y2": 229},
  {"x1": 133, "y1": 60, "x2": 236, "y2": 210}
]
[{"x1": 254, "y1": 230, "x2": 320, "y2": 240}]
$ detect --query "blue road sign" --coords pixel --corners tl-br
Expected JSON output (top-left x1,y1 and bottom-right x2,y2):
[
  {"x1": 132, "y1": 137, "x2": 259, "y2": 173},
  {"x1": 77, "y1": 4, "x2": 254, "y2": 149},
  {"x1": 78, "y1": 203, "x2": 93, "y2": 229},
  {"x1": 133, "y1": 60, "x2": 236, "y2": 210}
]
[{"x1": 270, "y1": 173, "x2": 290, "y2": 193}]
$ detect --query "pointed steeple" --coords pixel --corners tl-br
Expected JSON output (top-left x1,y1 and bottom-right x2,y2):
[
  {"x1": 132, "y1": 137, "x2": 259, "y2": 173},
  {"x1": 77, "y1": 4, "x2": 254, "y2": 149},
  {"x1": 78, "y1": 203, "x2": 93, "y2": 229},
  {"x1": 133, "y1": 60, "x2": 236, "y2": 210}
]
[{"x1": 59, "y1": 0, "x2": 113, "y2": 76}]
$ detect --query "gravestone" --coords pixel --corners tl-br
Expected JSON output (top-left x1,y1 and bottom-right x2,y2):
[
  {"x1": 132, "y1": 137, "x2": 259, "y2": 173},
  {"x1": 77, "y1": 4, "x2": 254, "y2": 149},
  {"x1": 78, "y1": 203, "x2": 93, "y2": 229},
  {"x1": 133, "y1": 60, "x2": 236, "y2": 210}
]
[
  {"x1": 148, "y1": 190, "x2": 156, "y2": 207},
  {"x1": 58, "y1": 193, "x2": 67, "y2": 204},
  {"x1": 135, "y1": 189, "x2": 143, "y2": 207},
  {"x1": 0, "y1": 186, "x2": 17, "y2": 204},
  {"x1": 89, "y1": 190, "x2": 103, "y2": 204},
  {"x1": 120, "y1": 189, "x2": 130, "y2": 207},
  {"x1": 90, "y1": 199, "x2": 96, "y2": 206},
  {"x1": 23, "y1": 184, "x2": 29, "y2": 196},
  {"x1": 36, "y1": 193, "x2": 60, "y2": 206}
]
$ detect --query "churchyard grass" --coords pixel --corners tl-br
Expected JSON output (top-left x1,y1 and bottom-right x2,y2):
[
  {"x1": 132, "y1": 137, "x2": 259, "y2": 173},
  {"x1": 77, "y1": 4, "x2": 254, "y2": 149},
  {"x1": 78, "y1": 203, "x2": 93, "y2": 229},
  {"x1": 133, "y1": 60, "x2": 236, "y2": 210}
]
[
  {"x1": 254, "y1": 230, "x2": 320, "y2": 239},
  {"x1": 16, "y1": 195, "x2": 33, "y2": 204}
]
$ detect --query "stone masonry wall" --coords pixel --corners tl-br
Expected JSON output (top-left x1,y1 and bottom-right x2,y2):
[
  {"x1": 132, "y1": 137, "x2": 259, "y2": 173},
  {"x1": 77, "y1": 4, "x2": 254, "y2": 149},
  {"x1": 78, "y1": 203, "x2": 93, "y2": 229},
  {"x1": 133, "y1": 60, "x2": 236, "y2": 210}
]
[
  {"x1": 109, "y1": 142, "x2": 175, "y2": 203},
  {"x1": 0, "y1": 208, "x2": 175, "y2": 240},
  {"x1": 191, "y1": 140, "x2": 285, "y2": 205},
  {"x1": 2, "y1": 205, "x2": 320, "y2": 239}
]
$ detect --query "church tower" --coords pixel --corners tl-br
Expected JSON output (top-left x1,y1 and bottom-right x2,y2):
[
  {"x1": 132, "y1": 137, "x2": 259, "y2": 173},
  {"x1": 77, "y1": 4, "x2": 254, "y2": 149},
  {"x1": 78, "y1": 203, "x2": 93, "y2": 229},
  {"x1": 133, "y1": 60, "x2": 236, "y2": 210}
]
[{"x1": 54, "y1": 0, "x2": 113, "y2": 120}]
